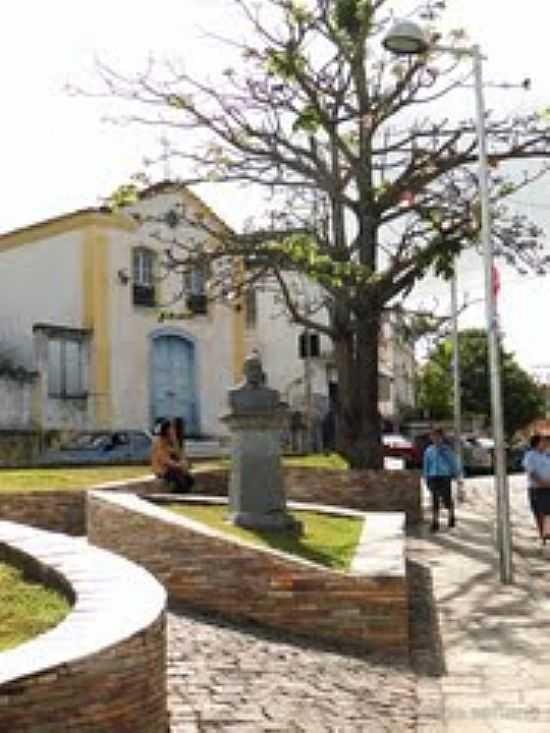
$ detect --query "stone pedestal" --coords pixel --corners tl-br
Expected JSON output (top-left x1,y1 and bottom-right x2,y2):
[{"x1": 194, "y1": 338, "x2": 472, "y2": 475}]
[{"x1": 222, "y1": 351, "x2": 301, "y2": 533}]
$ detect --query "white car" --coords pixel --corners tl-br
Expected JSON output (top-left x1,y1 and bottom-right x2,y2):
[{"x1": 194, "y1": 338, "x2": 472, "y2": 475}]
[{"x1": 462, "y1": 436, "x2": 493, "y2": 474}]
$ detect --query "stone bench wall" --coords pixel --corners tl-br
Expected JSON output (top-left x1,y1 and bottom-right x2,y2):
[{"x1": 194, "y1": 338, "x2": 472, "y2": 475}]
[
  {"x1": 87, "y1": 491, "x2": 408, "y2": 651},
  {"x1": 194, "y1": 466, "x2": 422, "y2": 525},
  {"x1": 0, "y1": 521, "x2": 168, "y2": 733}
]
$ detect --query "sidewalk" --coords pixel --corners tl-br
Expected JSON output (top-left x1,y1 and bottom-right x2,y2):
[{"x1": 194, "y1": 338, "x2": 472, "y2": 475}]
[{"x1": 409, "y1": 477, "x2": 550, "y2": 732}]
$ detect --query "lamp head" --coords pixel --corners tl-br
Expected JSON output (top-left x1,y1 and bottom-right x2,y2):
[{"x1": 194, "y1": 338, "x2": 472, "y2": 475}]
[{"x1": 383, "y1": 19, "x2": 430, "y2": 56}]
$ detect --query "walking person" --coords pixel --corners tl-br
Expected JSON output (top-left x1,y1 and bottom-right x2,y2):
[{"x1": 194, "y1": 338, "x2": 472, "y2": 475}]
[
  {"x1": 423, "y1": 428, "x2": 460, "y2": 532},
  {"x1": 523, "y1": 434, "x2": 550, "y2": 543},
  {"x1": 151, "y1": 418, "x2": 194, "y2": 494}
]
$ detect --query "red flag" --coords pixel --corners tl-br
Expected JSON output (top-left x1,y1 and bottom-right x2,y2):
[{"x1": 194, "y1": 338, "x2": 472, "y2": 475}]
[{"x1": 492, "y1": 264, "x2": 501, "y2": 299}]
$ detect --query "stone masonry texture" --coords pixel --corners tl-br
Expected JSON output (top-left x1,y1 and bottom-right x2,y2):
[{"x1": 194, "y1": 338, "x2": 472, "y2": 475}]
[
  {"x1": 195, "y1": 466, "x2": 423, "y2": 525},
  {"x1": 0, "y1": 468, "x2": 421, "y2": 536},
  {"x1": 166, "y1": 604, "x2": 418, "y2": 733},
  {"x1": 0, "y1": 476, "x2": 162, "y2": 535},
  {"x1": 87, "y1": 491, "x2": 409, "y2": 651},
  {"x1": 0, "y1": 521, "x2": 168, "y2": 733}
]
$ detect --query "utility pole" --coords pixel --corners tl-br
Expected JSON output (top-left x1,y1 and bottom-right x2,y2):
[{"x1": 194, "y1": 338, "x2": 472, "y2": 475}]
[
  {"x1": 383, "y1": 19, "x2": 513, "y2": 583},
  {"x1": 451, "y1": 266, "x2": 465, "y2": 502}
]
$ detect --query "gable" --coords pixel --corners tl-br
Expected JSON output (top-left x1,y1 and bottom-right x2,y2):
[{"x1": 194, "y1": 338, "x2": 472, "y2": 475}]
[{"x1": 0, "y1": 210, "x2": 137, "y2": 254}]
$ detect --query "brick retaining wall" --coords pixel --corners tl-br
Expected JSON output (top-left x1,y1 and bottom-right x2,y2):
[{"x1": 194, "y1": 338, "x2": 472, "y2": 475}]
[
  {"x1": 0, "y1": 476, "x2": 164, "y2": 535},
  {"x1": 0, "y1": 491, "x2": 85, "y2": 534},
  {"x1": 0, "y1": 468, "x2": 421, "y2": 536},
  {"x1": 0, "y1": 521, "x2": 168, "y2": 732},
  {"x1": 87, "y1": 491, "x2": 409, "y2": 651},
  {"x1": 194, "y1": 466, "x2": 422, "y2": 524}
]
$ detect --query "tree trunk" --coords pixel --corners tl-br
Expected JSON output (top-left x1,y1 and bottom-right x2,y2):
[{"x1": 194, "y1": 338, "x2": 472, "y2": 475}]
[{"x1": 333, "y1": 311, "x2": 383, "y2": 469}]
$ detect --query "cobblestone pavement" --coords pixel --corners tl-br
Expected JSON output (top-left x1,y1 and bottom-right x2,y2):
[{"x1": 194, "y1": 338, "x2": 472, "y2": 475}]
[
  {"x1": 167, "y1": 607, "x2": 418, "y2": 733},
  {"x1": 408, "y1": 474, "x2": 550, "y2": 733},
  {"x1": 166, "y1": 474, "x2": 550, "y2": 733}
]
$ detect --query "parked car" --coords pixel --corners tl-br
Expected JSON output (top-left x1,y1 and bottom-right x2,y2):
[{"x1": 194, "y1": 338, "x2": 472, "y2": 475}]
[
  {"x1": 382, "y1": 433, "x2": 422, "y2": 468},
  {"x1": 461, "y1": 435, "x2": 494, "y2": 475},
  {"x1": 412, "y1": 432, "x2": 493, "y2": 475},
  {"x1": 40, "y1": 430, "x2": 153, "y2": 466}
]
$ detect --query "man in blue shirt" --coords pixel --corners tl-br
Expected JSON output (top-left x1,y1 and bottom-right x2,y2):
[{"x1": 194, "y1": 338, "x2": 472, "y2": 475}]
[{"x1": 423, "y1": 428, "x2": 460, "y2": 532}]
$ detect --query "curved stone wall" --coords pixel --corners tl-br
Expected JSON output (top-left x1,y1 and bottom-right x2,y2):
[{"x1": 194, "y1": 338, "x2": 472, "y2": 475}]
[
  {"x1": 87, "y1": 491, "x2": 408, "y2": 651},
  {"x1": 0, "y1": 521, "x2": 168, "y2": 733}
]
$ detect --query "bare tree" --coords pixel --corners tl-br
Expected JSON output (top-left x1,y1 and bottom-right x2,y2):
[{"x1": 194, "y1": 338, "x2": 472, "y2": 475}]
[{"x1": 86, "y1": 0, "x2": 550, "y2": 468}]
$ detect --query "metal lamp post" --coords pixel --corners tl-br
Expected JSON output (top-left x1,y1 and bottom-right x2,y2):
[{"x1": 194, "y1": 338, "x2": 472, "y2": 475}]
[
  {"x1": 450, "y1": 267, "x2": 465, "y2": 503},
  {"x1": 383, "y1": 20, "x2": 513, "y2": 583}
]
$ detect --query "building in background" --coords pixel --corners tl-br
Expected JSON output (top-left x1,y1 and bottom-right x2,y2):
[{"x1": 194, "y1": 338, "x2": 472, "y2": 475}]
[
  {"x1": 531, "y1": 365, "x2": 550, "y2": 420},
  {"x1": 244, "y1": 274, "x2": 416, "y2": 445},
  {"x1": 0, "y1": 183, "x2": 244, "y2": 436}
]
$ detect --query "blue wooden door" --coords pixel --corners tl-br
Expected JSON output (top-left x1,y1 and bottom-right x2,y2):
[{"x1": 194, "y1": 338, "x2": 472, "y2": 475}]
[{"x1": 151, "y1": 335, "x2": 198, "y2": 433}]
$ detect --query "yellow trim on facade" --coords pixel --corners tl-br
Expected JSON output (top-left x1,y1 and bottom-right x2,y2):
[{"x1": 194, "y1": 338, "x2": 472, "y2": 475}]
[
  {"x1": 83, "y1": 227, "x2": 112, "y2": 428},
  {"x1": 0, "y1": 211, "x2": 136, "y2": 253}
]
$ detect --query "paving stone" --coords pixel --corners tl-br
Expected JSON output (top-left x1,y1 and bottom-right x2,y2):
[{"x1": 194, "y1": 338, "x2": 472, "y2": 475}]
[
  {"x1": 408, "y1": 475, "x2": 550, "y2": 733},
  {"x1": 166, "y1": 606, "x2": 417, "y2": 732},
  {"x1": 162, "y1": 474, "x2": 550, "y2": 732}
]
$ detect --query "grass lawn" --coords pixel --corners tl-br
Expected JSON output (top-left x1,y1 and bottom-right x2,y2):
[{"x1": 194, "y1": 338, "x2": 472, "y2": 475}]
[
  {"x1": 169, "y1": 503, "x2": 363, "y2": 570},
  {"x1": 0, "y1": 562, "x2": 71, "y2": 652},
  {"x1": 0, "y1": 466, "x2": 152, "y2": 493},
  {"x1": 194, "y1": 453, "x2": 348, "y2": 472},
  {"x1": 282, "y1": 453, "x2": 348, "y2": 470},
  {"x1": 0, "y1": 454, "x2": 348, "y2": 493}
]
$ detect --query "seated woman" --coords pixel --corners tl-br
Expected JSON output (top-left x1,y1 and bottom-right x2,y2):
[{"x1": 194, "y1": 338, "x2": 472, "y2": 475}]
[{"x1": 151, "y1": 419, "x2": 194, "y2": 493}]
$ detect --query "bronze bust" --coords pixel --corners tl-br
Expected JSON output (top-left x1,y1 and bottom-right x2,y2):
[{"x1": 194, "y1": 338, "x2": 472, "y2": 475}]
[{"x1": 228, "y1": 352, "x2": 280, "y2": 413}]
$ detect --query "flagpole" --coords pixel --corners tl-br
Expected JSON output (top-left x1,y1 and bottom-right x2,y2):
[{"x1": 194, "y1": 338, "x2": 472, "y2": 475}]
[{"x1": 474, "y1": 40, "x2": 513, "y2": 583}]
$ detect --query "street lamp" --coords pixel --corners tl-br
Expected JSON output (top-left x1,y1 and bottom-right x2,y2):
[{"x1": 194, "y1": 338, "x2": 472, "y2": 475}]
[{"x1": 383, "y1": 20, "x2": 513, "y2": 583}]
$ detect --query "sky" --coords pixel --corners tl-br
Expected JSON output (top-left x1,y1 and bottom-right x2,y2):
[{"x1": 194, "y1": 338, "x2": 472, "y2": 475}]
[{"x1": 1, "y1": 0, "x2": 549, "y2": 373}]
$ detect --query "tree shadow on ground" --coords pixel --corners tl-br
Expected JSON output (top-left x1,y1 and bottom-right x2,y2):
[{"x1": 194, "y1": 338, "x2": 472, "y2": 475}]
[{"x1": 410, "y1": 494, "x2": 550, "y2": 664}]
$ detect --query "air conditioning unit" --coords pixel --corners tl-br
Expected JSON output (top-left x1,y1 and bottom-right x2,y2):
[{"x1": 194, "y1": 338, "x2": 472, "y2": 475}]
[
  {"x1": 132, "y1": 284, "x2": 156, "y2": 307},
  {"x1": 186, "y1": 293, "x2": 208, "y2": 314}
]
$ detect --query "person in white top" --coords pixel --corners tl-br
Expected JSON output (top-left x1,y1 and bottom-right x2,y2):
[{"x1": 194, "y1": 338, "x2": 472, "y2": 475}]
[{"x1": 523, "y1": 434, "x2": 550, "y2": 542}]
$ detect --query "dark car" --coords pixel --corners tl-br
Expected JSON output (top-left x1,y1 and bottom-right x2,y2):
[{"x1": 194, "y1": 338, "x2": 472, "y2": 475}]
[
  {"x1": 507, "y1": 444, "x2": 527, "y2": 474},
  {"x1": 382, "y1": 433, "x2": 422, "y2": 468},
  {"x1": 40, "y1": 430, "x2": 153, "y2": 466}
]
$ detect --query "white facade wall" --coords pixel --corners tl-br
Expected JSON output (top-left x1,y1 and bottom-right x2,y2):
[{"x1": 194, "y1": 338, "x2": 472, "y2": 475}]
[
  {"x1": 0, "y1": 231, "x2": 83, "y2": 369},
  {"x1": 0, "y1": 231, "x2": 91, "y2": 431},
  {"x1": 108, "y1": 192, "x2": 235, "y2": 434},
  {"x1": 247, "y1": 277, "x2": 416, "y2": 422},
  {"x1": 0, "y1": 374, "x2": 35, "y2": 428},
  {"x1": 245, "y1": 281, "x2": 330, "y2": 411}
]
